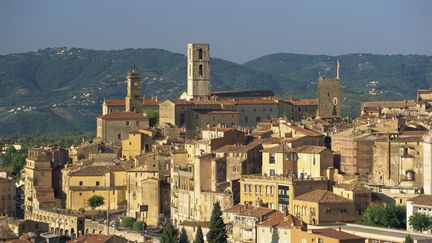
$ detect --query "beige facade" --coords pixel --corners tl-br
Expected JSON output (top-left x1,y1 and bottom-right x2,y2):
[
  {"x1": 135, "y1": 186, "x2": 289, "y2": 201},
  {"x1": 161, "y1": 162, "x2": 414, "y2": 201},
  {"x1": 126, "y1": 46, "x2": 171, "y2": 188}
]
[
  {"x1": 317, "y1": 76, "x2": 340, "y2": 117},
  {"x1": 0, "y1": 172, "x2": 16, "y2": 217},
  {"x1": 126, "y1": 166, "x2": 160, "y2": 226},
  {"x1": 296, "y1": 146, "x2": 333, "y2": 178},
  {"x1": 186, "y1": 43, "x2": 211, "y2": 99},
  {"x1": 121, "y1": 130, "x2": 155, "y2": 159},
  {"x1": 261, "y1": 144, "x2": 296, "y2": 176}
]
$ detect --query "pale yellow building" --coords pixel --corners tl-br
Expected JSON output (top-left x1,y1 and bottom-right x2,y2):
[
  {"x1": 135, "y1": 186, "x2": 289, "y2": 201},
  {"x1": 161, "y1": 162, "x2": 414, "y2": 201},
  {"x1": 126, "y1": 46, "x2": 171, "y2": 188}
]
[
  {"x1": 256, "y1": 211, "x2": 304, "y2": 243},
  {"x1": 296, "y1": 145, "x2": 333, "y2": 178},
  {"x1": 121, "y1": 129, "x2": 156, "y2": 159},
  {"x1": 332, "y1": 181, "x2": 371, "y2": 215},
  {"x1": 261, "y1": 144, "x2": 297, "y2": 176},
  {"x1": 240, "y1": 175, "x2": 328, "y2": 214},
  {"x1": 126, "y1": 165, "x2": 160, "y2": 226},
  {"x1": 63, "y1": 157, "x2": 128, "y2": 211}
]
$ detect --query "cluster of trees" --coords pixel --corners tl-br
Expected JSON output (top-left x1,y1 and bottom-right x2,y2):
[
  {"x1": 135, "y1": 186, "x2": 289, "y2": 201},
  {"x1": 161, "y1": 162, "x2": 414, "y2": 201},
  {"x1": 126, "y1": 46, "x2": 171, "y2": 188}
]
[
  {"x1": 0, "y1": 146, "x2": 28, "y2": 180},
  {"x1": 120, "y1": 217, "x2": 147, "y2": 232},
  {"x1": 161, "y1": 201, "x2": 227, "y2": 243},
  {"x1": 360, "y1": 204, "x2": 406, "y2": 229},
  {"x1": 409, "y1": 212, "x2": 432, "y2": 232}
]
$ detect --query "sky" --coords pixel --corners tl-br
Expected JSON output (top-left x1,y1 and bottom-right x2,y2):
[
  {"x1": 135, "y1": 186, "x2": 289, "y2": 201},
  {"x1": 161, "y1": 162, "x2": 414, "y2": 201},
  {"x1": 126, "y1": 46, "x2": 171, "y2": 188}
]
[{"x1": 0, "y1": 0, "x2": 431, "y2": 63}]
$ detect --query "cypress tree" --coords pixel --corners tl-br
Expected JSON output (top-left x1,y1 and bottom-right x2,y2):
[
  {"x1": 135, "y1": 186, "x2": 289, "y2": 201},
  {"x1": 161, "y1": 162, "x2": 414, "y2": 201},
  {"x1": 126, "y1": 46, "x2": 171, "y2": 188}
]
[
  {"x1": 207, "y1": 201, "x2": 227, "y2": 243},
  {"x1": 161, "y1": 221, "x2": 179, "y2": 243},
  {"x1": 194, "y1": 226, "x2": 204, "y2": 243},
  {"x1": 179, "y1": 227, "x2": 189, "y2": 243}
]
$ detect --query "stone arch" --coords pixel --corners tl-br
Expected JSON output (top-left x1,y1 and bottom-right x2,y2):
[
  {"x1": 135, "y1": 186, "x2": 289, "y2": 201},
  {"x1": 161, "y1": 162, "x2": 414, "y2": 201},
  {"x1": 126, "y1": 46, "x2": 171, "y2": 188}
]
[
  {"x1": 71, "y1": 228, "x2": 75, "y2": 238},
  {"x1": 65, "y1": 229, "x2": 69, "y2": 236},
  {"x1": 50, "y1": 227, "x2": 54, "y2": 232},
  {"x1": 99, "y1": 230, "x2": 102, "y2": 235},
  {"x1": 92, "y1": 229, "x2": 96, "y2": 234},
  {"x1": 59, "y1": 228, "x2": 64, "y2": 236},
  {"x1": 85, "y1": 228, "x2": 89, "y2": 235}
]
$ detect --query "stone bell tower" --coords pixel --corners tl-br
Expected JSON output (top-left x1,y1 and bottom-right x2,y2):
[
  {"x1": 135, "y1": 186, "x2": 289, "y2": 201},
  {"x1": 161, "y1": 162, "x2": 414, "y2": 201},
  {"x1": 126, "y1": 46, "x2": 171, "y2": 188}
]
[
  {"x1": 186, "y1": 43, "x2": 210, "y2": 99},
  {"x1": 317, "y1": 60, "x2": 341, "y2": 117},
  {"x1": 125, "y1": 64, "x2": 143, "y2": 113}
]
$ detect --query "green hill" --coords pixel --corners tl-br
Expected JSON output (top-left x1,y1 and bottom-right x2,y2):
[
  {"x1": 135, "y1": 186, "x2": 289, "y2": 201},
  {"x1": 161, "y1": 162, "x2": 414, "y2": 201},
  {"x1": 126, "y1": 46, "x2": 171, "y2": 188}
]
[{"x1": 0, "y1": 48, "x2": 431, "y2": 135}]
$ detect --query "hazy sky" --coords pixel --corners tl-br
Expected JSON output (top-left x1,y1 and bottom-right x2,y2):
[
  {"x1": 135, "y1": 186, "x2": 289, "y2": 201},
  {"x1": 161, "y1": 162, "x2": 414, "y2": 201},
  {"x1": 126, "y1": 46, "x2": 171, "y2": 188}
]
[{"x1": 1, "y1": 0, "x2": 431, "y2": 63}]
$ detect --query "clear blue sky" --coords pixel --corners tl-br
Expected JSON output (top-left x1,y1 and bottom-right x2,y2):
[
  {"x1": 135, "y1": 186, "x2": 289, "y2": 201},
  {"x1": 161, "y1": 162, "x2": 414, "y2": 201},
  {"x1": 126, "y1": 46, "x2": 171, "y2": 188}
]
[{"x1": 1, "y1": 0, "x2": 431, "y2": 63}]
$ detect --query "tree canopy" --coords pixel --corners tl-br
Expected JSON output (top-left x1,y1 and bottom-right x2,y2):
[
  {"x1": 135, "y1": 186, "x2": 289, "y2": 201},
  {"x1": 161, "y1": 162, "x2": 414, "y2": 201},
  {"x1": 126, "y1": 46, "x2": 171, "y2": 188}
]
[
  {"x1": 409, "y1": 213, "x2": 432, "y2": 232},
  {"x1": 161, "y1": 221, "x2": 178, "y2": 243},
  {"x1": 207, "y1": 201, "x2": 227, "y2": 243},
  {"x1": 87, "y1": 195, "x2": 105, "y2": 210}
]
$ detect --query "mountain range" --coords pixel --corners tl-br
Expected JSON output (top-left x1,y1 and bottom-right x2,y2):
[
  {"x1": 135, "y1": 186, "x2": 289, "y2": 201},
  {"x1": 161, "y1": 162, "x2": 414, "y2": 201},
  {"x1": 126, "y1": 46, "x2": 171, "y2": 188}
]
[{"x1": 0, "y1": 47, "x2": 431, "y2": 135}]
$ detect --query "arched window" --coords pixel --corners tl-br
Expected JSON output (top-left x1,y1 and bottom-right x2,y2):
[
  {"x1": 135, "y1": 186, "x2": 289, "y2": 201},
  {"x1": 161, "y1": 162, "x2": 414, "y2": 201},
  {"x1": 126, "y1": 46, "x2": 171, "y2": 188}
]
[
  {"x1": 199, "y1": 64, "x2": 203, "y2": 77},
  {"x1": 198, "y1": 48, "x2": 203, "y2": 60}
]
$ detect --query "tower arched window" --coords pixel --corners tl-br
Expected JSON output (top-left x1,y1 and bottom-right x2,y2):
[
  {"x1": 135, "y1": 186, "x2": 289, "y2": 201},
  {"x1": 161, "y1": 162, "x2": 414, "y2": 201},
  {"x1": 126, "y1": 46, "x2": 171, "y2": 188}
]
[
  {"x1": 199, "y1": 64, "x2": 203, "y2": 77},
  {"x1": 198, "y1": 48, "x2": 203, "y2": 60}
]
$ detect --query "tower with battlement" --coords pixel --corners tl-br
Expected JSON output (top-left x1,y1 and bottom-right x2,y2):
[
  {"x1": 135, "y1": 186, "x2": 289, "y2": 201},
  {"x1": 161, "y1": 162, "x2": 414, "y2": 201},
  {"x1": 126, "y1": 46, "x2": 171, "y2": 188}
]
[
  {"x1": 317, "y1": 60, "x2": 341, "y2": 117},
  {"x1": 125, "y1": 64, "x2": 143, "y2": 113}
]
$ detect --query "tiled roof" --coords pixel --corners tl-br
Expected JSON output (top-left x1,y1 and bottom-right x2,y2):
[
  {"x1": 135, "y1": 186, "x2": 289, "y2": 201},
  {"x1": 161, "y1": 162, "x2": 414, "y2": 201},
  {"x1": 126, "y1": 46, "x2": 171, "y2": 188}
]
[
  {"x1": 97, "y1": 112, "x2": 147, "y2": 120},
  {"x1": 168, "y1": 99, "x2": 193, "y2": 105},
  {"x1": 295, "y1": 145, "x2": 328, "y2": 154},
  {"x1": 409, "y1": 194, "x2": 432, "y2": 206},
  {"x1": 312, "y1": 229, "x2": 364, "y2": 240},
  {"x1": 262, "y1": 144, "x2": 293, "y2": 153},
  {"x1": 333, "y1": 181, "x2": 371, "y2": 193},
  {"x1": 224, "y1": 204, "x2": 276, "y2": 218},
  {"x1": 285, "y1": 98, "x2": 318, "y2": 106},
  {"x1": 105, "y1": 98, "x2": 159, "y2": 106},
  {"x1": 285, "y1": 124, "x2": 323, "y2": 137},
  {"x1": 362, "y1": 100, "x2": 416, "y2": 109},
  {"x1": 294, "y1": 189, "x2": 352, "y2": 203},
  {"x1": 236, "y1": 99, "x2": 279, "y2": 105},
  {"x1": 69, "y1": 164, "x2": 127, "y2": 176},
  {"x1": 68, "y1": 234, "x2": 116, "y2": 243},
  {"x1": 258, "y1": 211, "x2": 303, "y2": 229}
]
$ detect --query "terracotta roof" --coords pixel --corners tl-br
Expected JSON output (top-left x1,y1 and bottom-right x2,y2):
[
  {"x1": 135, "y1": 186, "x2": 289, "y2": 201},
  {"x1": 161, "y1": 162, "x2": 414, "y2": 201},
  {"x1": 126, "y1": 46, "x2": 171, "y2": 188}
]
[
  {"x1": 294, "y1": 190, "x2": 352, "y2": 203},
  {"x1": 312, "y1": 229, "x2": 364, "y2": 240},
  {"x1": 258, "y1": 211, "x2": 303, "y2": 229},
  {"x1": 285, "y1": 124, "x2": 323, "y2": 137},
  {"x1": 215, "y1": 140, "x2": 262, "y2": 153},
  {"x1": 262, "y1": 144, "x2": 293, "y2": 153},
  {"x1": 333, "y1": 182, "x2": 371, "y2": 193},
  {"x1": 168, "y1": 99, "x2": 192, "y2": 105},
  {"x1": 236, "y1": 99, "x2": 278, "y2": 105},
  {"x1": 285, "y1": 98, "x2": 318, "y2": 106},
  {"x1": 97, "y1": 112, "x2": 147, "y2": 120},
  {"x1": 224, "y1": 204, "x2": 276, "y2": 218},
  {"x1": 179, "y1": 221, "x2": 210, "y2": 228},
  {"x1": 142, "y1": 98, "x2": 159, "y2": 106},
  {"x1": 69, "y1": 164, "x2": 127, "y2": 176},
  {"x1": 409, "y1": 195, "x2": 432, "y2": 206},
  {"x1": 104, "y1": 99, "x2": 124, "y2": 106},
  {"x1": 362, "y1": 100, "x2": 416, "y2": 109},
  {"x1": 295, "y1": 145, "x2": 328, "y2": 154}
]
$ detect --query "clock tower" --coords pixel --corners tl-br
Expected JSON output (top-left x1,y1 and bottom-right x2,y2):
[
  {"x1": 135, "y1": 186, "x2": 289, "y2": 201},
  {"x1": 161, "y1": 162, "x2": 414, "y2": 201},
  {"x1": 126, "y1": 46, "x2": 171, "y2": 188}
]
[
  {"x1": 317, "y1": 60, "x2": 341, "y2": 117},
  {"x1": 125, "y1": 64, "x2": 143, "y2": 113}
]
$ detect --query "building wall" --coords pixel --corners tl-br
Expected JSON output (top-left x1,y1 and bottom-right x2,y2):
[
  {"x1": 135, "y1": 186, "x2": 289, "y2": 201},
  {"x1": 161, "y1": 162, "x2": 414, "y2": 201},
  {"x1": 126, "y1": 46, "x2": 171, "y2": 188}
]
[
  {"x1": 297, "y1": 149, "x2": 333, "y2": 178},
  {"x1": 121, "y1": 133, "x2": 153, "y2": 160},
  {"x1": 423, "y1": 133, "x2": 432, "y2": 194},
  {"x1": 188, "y1": 111, "x2": 240, "y2": 130},
  {"x1": 28, "y1": 208, "x2": 84, "y2": 238},
  {"x1": 236, "y1": 104, "x2": 279, "y2": 128},
  {"x1": 293, "y1": 200, "x2": 356, "y2": 225},
  {"x1": 256, "y1": 226, "x2": 291, "y2": 243},
  {"x1": 97, "y1": 118, "x2": 149, "y2": 145},
  {"x1": 187, "y1": 43, "x2": 210, "y2": 98},
  {"x1": 332, "y1": 137, "x2": 374, "y2": 175},
  {"x1": 262, "y1": 151, "x2": 296, "y2": 176},
  {"x1": 0, "y1": 175, "x2": 16, "y2": 217}
]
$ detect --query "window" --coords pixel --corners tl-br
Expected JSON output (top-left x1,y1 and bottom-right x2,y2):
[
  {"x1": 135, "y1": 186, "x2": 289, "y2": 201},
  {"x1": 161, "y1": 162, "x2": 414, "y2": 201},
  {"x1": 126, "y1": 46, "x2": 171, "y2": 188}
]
[
  {"x1": 96, "y1": 181, "x2": 100, "y2": 186},
  {"x1": 136, "y1": 121, "x2": 139, "y2": 126},
  {"x1": 126, "y1": 121, "x2": 129, "y2": 126},
  {"x1": 118, "y1": 133, "x2": 121, "y2": 139},
  {"x1": 198, "y1": 48, "x2": 203, "y2": 60},
  {"x1": 199, "y1": 64, "x2": 203, "y2": 77},
  {"x1": 313, "y1": 155, "x2": 316, "y2": 166},
  {"x1": 256, "y1": 116, "x2": 261, "y2": 122},
  {"x1": 79, "y1": 192, "x2": 82, "y2": 196},
  {"x1": 269, "y1": 153, "x2": 276, "y2": 163},
  {"x1": 79, "y1": 181, "x2": 83, "y2": 186},
  {"x1": 269, "y1": 169, "x2": 275, "y2": 176},
  {"x1": 244, "y1": 116, "x2": 248, "y2": 122}
]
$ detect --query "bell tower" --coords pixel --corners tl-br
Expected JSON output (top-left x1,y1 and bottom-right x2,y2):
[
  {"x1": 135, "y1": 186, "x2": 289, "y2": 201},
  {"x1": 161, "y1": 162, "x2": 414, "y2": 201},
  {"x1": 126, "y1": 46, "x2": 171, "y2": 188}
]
[
  {"x1": 317, "y1": 60, "x2": 341, "y2": 117},
  {"x1": 125, "y1": 64, "x2": 142, "y2": 113},
  {"x1": 187, "y1": 43, "x2": 210, "y2": 99}
]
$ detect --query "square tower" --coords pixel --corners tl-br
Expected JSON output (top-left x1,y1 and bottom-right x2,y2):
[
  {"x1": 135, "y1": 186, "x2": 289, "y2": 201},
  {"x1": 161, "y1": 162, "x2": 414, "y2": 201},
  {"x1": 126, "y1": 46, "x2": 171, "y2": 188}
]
[
  {"x1": 187, "y1": 43, "x2": 211, "y2": 99},
  {"x1": 317, "y1": 77, "x2": 340, "y2": 117},
  {"x1": 125, "y1": 64, "x2": 143, "y2": 113}
]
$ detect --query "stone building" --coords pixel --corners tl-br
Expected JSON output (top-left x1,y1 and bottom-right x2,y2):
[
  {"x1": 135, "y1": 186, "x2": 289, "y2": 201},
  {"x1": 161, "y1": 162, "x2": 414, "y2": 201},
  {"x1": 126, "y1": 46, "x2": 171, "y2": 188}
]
[
  {"x1": 0, "y1": 172, "x2": 16, "y2": 217},
  {"x1": 406, "y1": 194, "x2": 432, "y2": 233},
  {"x1": 332, "y1": 181, "x2": 372, "y2": 215},
  {"x1": 223, "y1": 204, "x2": 277, "y2": 243},
  {"x1": 295, "y1": 145, "x2": 334, "y2": 178},
  {"x1": 96, "y1": 66, "x2": 149, "y2": 145},
  {"x1": 292, "y1": 189, "x2": 357, "y2": 225},
  {"x1": 256, "y1": 211, "x2": 304, "y2": 243}
]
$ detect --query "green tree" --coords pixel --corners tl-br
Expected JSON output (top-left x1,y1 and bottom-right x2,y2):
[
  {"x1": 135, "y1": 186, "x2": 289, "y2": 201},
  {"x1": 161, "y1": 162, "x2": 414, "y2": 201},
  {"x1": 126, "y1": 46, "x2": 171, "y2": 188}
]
[
  {"x1": 144, "y1": 109, "x2": 159, "y2": 127},
  {"x1": 161, "y1": 221, "x2": 178, "y2": 243},
  {"x1": 87, "y1": 195, "x2": 105, "y2": 210},
  {"x1": 132, "y1": 221, "x2": 147, "y2": 232},
  {"x1": 409, "y1": 213, "x2": 432, "y2": 232},
  {"x1": 404, "y1": 234, "x2": 414, "y2": 243},
  {"x1": 362, "y1": 204, "x2": 406, "y2": 229},
  {"x1": 207, "y1": 201, "x2": 227, "y2": 243},
  {"x1": 194, "y1": 226, "x2": 204, "y2": 243},
  {"x1": 179, "y1": 227, "x2": 189, "y2": 243},
  {"x1": 121, "y1": 217, "x2": 137, "y2": 228}
]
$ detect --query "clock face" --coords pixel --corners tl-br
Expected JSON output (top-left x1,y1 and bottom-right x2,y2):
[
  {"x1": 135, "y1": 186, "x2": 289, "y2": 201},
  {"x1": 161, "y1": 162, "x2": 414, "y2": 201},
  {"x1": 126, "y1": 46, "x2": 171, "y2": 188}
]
[{"x1": 333, "y1": 97, "x2": 338, "y2": 105}]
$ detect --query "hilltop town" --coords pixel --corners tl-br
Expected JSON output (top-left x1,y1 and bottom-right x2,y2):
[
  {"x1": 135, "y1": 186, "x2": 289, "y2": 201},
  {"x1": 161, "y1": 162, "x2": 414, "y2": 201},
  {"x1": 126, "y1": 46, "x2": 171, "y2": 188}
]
[{"x1": 1, "y1": 43, "x2": 432, "y2": 243}]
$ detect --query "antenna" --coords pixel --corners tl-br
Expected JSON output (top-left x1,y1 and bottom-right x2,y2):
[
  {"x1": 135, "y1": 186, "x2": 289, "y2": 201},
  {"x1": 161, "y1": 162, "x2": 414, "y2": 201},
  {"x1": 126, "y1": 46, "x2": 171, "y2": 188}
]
[{"x1": 336, "y1": 59, "x2": 340, "y2": 79}]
